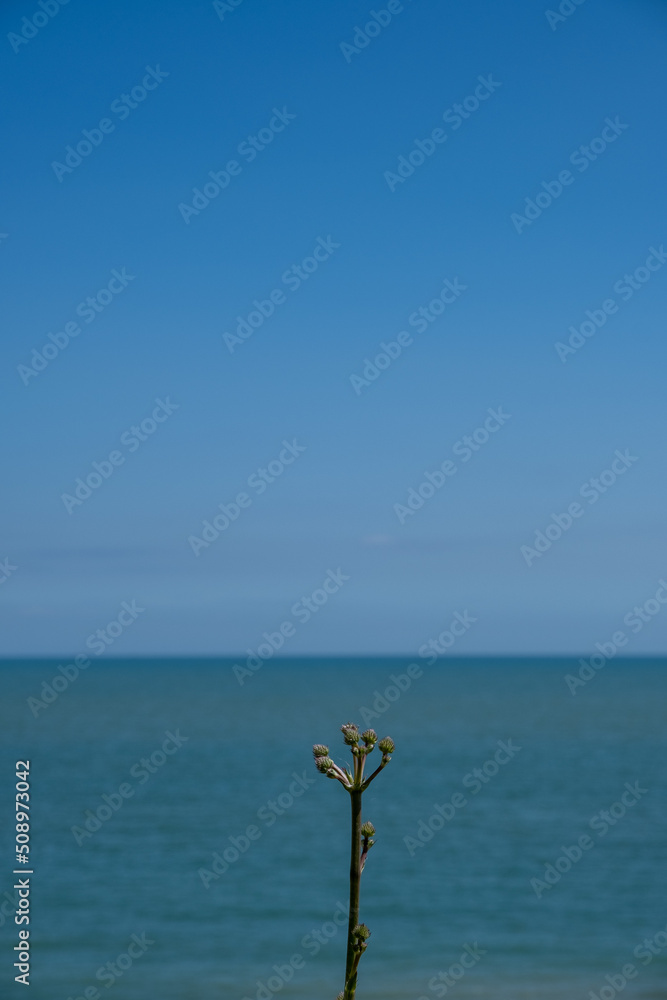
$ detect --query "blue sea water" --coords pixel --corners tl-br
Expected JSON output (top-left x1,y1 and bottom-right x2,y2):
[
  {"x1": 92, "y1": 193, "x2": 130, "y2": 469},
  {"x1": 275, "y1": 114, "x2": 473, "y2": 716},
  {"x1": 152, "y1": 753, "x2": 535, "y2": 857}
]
[{"x1": 1, "y1": 658, "x2": 666, "y2": 1000}]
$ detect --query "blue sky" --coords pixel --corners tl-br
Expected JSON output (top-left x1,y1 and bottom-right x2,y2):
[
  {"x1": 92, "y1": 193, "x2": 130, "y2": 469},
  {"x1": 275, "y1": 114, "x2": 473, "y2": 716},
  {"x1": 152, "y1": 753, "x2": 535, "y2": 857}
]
[{"x1": 2, "y1": 0, "x2": 666, "y2": 656}]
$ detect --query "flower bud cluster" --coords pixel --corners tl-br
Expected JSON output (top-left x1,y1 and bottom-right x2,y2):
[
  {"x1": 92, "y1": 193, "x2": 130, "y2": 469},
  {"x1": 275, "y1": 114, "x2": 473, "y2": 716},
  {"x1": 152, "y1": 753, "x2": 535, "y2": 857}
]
[{"x1": 312, "y1": 725, "x2": 395, "y2": 790}]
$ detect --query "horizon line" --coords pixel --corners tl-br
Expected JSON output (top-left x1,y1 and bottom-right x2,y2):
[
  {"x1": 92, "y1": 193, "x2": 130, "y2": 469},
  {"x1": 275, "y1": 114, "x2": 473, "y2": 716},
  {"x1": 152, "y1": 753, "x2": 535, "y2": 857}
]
[{"x1": 1, "y1": 653, "x2": 666, "y2": 662}]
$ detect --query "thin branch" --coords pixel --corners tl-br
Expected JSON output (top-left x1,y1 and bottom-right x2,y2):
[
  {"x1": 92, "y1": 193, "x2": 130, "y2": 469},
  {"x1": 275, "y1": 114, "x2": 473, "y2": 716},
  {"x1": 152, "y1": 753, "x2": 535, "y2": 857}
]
[{"x1": 361, "y1": 756, "x2": 389, "y2": 790}]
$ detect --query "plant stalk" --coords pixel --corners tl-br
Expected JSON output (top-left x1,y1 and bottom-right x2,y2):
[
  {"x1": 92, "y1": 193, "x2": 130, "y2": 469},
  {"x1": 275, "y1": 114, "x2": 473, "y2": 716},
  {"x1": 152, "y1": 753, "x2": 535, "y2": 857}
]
[{"x1": 344, "y1": 788, "x2": 363, "y2": 996}]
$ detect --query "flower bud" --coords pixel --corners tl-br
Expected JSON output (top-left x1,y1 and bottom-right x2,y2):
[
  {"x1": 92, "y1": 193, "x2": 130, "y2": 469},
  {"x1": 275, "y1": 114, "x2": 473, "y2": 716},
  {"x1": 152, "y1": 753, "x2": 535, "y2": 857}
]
[
  {"x1": 361, "y1": 729, "x2": 377, "y2": 746},
  {"x1": 353, "y1": 923, "x2": 371, "y2": 940},
  {"x1": 341, "y1": 722, "x2": 360, "y2": 745},
  {"x1": 361, "y1": 821, "x2": 376, "y2": 837},
  {"x1": 312, "y1": 744, "x2": 329, "y2": 758},
  {"x1": 315, "y1": 756, "x2": 335, "y2": 773},
  {"x1": 378, "y1": 737, "x2": 395, "y2": 754}
]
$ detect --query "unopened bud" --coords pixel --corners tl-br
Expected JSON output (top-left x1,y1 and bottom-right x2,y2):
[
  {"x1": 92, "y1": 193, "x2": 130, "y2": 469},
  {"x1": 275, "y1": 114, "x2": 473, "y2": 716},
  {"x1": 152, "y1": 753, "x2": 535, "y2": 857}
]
[
  {"x1": 353, "y1": 923, "x2": 371, "y2": 940},
  {"x1": 361, "y1": 821, "x2": 376, "y2": 837},
  {"x1": 341, "y1": 722, "x2": 360, "y2": 745},
  {"x1": 378, "y1": 737, "x2": 395, "y2": 754},
  {"x1": 315, "y1": 756, "x2": 335, "y2": 773},
  {"x1": 361, "y1": 729, "x2": 377, "y2": 746},
  {"x1": 312, "y1": 744, "x2": 329, "y2": 758}
]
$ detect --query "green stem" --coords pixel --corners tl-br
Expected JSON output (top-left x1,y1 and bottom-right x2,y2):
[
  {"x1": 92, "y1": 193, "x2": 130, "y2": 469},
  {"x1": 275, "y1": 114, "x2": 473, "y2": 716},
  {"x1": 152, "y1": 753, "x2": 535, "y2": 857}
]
[
  {"x1": 362, "y1": 756, "x2": 387, "y2": 790},
  {"x1": 344, "y1": 788, "x2": 362, "y2": 996}
]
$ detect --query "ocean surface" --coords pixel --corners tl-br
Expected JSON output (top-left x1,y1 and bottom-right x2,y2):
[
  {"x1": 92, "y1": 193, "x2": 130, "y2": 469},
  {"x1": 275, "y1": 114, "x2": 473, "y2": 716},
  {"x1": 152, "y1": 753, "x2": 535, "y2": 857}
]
[{"x1": 1, "y1": 658, "x2": 666, "y2": 1000}]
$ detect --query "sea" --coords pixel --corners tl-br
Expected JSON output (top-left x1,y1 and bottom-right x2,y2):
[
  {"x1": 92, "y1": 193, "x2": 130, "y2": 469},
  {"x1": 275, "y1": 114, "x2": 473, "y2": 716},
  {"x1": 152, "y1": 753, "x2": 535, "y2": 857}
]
[{"x1": 1, "y1": 657, "x2": 666, "y2": 1000}]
